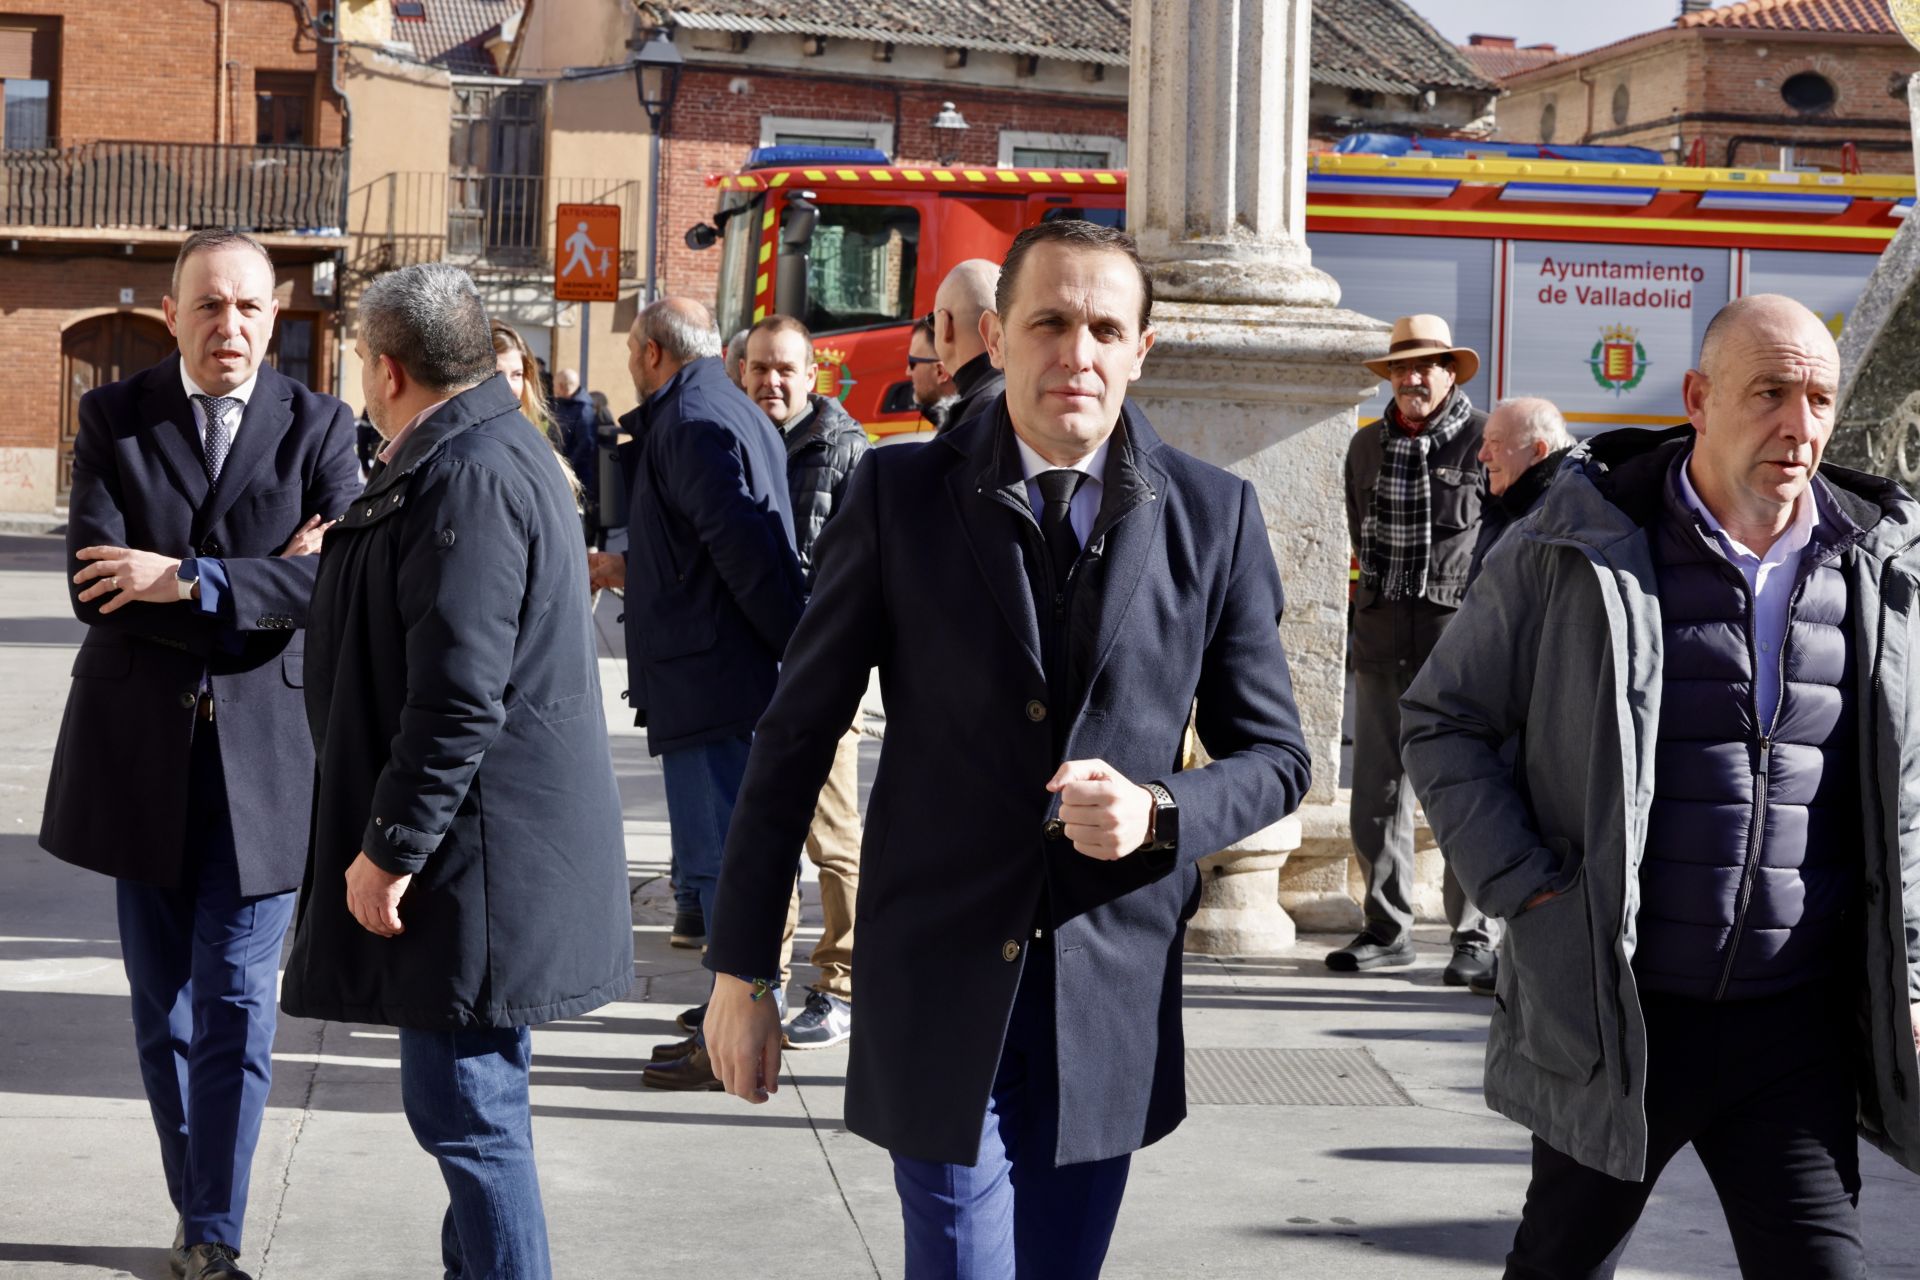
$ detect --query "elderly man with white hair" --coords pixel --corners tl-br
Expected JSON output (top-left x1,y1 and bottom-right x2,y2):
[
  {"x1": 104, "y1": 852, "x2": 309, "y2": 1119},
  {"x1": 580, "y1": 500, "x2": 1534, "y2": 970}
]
[{"x1": 1469, "y1": 396, "x2": 1575, "y2": 588}]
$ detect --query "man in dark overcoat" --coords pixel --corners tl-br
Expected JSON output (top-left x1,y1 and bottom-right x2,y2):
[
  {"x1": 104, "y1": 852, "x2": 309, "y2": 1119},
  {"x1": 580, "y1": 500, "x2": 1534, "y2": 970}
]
[
  {"x1": 703, "y1": 221, "x2": 1312, "y2": 1277},
  {"x1": 39, "y1": 229, "x2": 360, "y2": 1280},
  {"x1": 281, "y1": 263, "x2": 630, "y2": 1277}
]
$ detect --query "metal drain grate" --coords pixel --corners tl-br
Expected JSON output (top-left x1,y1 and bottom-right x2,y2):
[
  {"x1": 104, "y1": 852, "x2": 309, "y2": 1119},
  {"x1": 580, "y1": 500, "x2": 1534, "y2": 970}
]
[{"x1": 1186, "y1": 1047, "x2": 1413, "y2": 1106}]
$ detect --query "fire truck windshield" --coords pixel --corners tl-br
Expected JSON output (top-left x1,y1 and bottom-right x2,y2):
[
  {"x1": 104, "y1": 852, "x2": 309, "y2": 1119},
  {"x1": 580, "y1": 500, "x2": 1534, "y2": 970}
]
[{"x1": 713, "y1": 191, "x2": 761, "y2": 341}]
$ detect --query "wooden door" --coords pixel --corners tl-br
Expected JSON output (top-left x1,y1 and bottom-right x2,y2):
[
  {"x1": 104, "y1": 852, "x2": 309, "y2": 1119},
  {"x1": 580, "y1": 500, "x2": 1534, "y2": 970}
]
[{"x1": 60, "y1": 313, "x2": 171, "y2": 494}]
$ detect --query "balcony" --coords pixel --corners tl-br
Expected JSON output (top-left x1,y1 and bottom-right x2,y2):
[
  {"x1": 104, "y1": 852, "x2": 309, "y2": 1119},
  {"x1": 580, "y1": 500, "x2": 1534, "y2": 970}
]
[
  {"x1": 0, "y1": 141, "x2": 346, "y2": 234},
  {"x1": 349, "y1": 171, "x2": 645, "y2": 286}
]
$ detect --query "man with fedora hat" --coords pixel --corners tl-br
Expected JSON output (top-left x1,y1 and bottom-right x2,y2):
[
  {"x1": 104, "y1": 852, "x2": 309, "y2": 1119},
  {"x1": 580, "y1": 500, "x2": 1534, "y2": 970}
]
[{"x1": 1332, "y1": 314, "x2": 1497, "y2": 983}]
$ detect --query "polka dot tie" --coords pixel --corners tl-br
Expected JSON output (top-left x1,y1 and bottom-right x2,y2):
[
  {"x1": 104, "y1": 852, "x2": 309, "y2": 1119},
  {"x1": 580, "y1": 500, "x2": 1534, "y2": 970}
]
[{"x1": 193, "y1": 394, "x2": 238, "y2": 485}]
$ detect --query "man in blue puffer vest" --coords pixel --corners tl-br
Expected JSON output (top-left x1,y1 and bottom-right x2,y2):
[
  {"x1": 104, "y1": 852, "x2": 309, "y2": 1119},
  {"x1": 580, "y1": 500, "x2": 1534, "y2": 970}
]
[{"x1": 1403, "y1": 294, "x2": 1920, "y2": 1278}]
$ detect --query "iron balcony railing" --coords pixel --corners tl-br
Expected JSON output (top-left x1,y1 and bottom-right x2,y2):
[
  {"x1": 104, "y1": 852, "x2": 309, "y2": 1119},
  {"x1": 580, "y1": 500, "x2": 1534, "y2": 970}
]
[
  {"x1": 349, "y1": 171, "x2": 644, "y2": 282},
  {"x1": 0, "y1": 140, "x2": 346, "y2": 232}
]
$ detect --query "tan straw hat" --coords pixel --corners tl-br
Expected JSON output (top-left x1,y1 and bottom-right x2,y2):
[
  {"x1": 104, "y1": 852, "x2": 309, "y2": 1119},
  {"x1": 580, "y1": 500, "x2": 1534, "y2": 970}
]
[{"x1": 1363, "y1": 314, "x2": 1481, "y2": 384}]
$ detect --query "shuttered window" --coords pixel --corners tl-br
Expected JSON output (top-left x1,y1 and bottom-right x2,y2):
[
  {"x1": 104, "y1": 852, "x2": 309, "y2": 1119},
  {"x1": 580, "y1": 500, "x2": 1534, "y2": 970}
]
[
  {"x1": 0, "y1": 18, "x2": 57, "y2": 81},
  {"x1": 0, "y1": 17, "x2": 59, "y2": 151}
]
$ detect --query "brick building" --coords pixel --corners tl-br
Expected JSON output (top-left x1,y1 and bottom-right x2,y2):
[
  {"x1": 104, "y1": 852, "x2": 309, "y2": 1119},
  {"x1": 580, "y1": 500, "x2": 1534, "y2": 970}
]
[
  {"x1": 625, "y1": 0, "x2": 1494, "y2": 313},
  {"x1": 0, "y1": 0, "x2": 346, "y2": 514},
  {"x1": 1490, "y1": 0, "x2": 1920, "y2": 174}
]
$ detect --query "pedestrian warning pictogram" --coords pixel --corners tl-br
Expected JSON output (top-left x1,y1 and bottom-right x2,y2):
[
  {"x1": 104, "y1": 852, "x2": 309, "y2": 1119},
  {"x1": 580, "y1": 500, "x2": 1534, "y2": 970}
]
[{"x1": 554, "y1": 203, "x2": 621, "y2": 302}]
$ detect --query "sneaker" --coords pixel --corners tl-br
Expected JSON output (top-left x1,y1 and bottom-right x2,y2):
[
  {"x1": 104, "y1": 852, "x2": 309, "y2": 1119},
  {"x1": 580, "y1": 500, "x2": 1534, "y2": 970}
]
[
  {"x1": 1325, "y1": 931, "x2": 1416, "y2": 972},
  {"x1": 1444, "y1": 944, "x2": 1496, "y2": 988},
  {"x1": 181, "y1": 1243, "x2": 251, "y2": 1280},
  {"x1": 1466, "y1": 954, "x2": 1499, "y2": 998},
  {"x1": 669, "y1": 910, "x2": 706, "y2": 949},
  {"x1": 641, "y1": 1043, "x2": 725, "y2": 1092},
  {"x1": 783, "y1": 990, "x2": 852, "y2": 1049}
]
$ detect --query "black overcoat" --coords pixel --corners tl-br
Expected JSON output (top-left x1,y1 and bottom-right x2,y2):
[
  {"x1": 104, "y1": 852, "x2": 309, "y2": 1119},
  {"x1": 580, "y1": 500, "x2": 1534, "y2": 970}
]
[
  {"x1": 616, "y1": 356, "x2": 805, "y2": 755},
  {"x1": 705, "y1": 402, "x2": 1312, "y2": 1165},
  {"x1": 40, "y1": 356, "x2": 361, "y2": 896},
  {"x1": 281, "y1": 377, "x2": 631, "y2": 1029}
]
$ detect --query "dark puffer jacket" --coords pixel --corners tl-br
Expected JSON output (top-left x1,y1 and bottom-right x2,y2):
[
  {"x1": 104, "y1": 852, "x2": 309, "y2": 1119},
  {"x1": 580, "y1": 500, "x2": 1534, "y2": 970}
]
[
  {"x1": 784, "y1": 393, "x2": 869, "y2": 581},
  {"x1": 1636, "y1": 458, "x2": 1864, "y2": 1000}
]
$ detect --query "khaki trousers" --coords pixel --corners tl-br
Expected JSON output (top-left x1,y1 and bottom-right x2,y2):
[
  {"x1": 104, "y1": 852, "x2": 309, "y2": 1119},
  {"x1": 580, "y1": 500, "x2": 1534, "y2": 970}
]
[{"x1": 776, "y1": 725, "x2": 861, "y2": 1001}]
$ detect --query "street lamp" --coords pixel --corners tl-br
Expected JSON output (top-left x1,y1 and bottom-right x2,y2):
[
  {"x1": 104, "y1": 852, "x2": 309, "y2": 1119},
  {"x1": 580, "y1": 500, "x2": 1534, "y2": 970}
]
[
  {"x1": 931, "y1": 101, "x2": 969, "y2": 166},
  {"x1": 632, "y1": 27, "x2": 684, "y2": 303}
]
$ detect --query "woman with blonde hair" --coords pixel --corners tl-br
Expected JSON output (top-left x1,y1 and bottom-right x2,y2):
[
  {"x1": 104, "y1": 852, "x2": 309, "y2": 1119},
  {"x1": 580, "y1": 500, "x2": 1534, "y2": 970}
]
[{"x1": 490, "y1": 319, "x2": 582, "y2": 499}]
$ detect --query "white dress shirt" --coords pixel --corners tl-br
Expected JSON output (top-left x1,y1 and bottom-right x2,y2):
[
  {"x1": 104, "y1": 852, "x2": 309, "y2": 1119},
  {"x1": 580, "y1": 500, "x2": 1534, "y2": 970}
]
[
  {"x1": 1014, "y1": 433, "x2": 1109, "y2": 548},
  {"x1": 1677, "y1": 455, "x2": 1817, "y2": 735},
  {"x1": 179, "y1": 360, "x2": 259, "y2": 448}
]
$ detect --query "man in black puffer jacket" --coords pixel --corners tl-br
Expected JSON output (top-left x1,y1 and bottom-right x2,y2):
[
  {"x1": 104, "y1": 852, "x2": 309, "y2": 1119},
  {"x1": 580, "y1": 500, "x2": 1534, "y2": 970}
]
[{"x1": 740, "y1": 314, "x2": 869, "y2": 1051}]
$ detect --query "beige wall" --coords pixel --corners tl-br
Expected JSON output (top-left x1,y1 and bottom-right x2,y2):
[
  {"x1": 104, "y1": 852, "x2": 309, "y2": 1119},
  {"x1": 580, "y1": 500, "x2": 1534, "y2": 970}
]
[
  {"x1": 339, "y1": 49, "x2": 454, "y2": 412},
  {"x1": 516, "y1": 0, "x2": 631, "y2": 74}
]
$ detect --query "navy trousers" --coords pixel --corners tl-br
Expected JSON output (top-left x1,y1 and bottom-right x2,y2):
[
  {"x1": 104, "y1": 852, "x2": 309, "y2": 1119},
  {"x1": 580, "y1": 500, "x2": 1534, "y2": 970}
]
[
  {"x1": 659, "y1": 733, "x2": 752, "y2": 931},
  {"x1": 115, "y1": 722, "x2": 295, "y2": 1250},
  {"x1": 891, "y1": 940, "x2": 1133, "y2": 1280}
]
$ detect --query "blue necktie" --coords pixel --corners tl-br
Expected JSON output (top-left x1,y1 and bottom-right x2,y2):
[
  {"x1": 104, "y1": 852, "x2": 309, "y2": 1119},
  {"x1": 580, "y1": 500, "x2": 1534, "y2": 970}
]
[{"x1": 193, "y1": 394, "x2": 238, "y2": 485}]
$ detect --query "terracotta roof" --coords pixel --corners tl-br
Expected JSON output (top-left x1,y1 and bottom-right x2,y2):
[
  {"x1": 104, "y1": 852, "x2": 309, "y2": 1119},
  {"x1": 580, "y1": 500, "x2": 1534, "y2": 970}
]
[
  {"x1": 392, "y1": 0, "x2": 524, "y2": 74},
  {"x1": 1676, "y1": 0, "x2": 1896, "y2": 32},
  {"x1": 651, "y1": 0, "x2": 1495, "y2": 93},
  {"x1": 1458, "y1": 43, "x2": 1565, "y2": 81}
]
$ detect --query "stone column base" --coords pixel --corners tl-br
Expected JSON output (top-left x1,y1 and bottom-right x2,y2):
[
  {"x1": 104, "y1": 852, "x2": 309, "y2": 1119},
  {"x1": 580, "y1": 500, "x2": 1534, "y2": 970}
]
[
  {"x1": 1185, "y1": 815, "x2": 1302, "y2": 956},
  {"x1": 1279, "y1": 791, "x2": 1447, "y2": 931}
]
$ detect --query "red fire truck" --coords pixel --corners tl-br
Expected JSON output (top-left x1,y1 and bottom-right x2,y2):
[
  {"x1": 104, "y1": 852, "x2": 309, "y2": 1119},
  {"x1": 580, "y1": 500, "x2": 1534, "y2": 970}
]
[{"x1": 690, "y1": 142, "x2": 1912, "y2": 439}]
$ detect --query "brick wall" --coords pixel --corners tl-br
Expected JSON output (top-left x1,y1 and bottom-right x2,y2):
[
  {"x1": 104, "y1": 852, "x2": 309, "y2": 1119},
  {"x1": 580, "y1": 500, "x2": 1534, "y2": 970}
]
[
  {"x1": 0, "y1": 258, "x2": 173, "y2": 451},
  {"x1": 1493, "y1": 31, "x2": 1916, "y2": 173},
  {"x1": 0, "y1": 0, "x2": 342, "y2": 147},
  {"x1": 655, "y1": 66, "x2": 1128, "y2": 304}
]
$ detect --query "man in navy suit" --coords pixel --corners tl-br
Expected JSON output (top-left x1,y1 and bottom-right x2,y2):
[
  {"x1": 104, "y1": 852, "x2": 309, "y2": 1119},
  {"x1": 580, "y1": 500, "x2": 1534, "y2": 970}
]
[
  {"x1": 39, "y1": 229, "x2": 360, "y2": 1280},
  {"x1": 704, "y1": 221, "x2": 1312, "y2": 1277}
]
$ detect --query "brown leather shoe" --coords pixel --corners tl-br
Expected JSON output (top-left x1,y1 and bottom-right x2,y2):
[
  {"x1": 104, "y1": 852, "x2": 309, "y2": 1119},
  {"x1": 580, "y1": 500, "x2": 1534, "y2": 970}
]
[
  {"x1": 642, "y1": 1044, "x2": 724, "y2": 1091},
  {"x1": 650, "y1": 1033, "x2": 699, "y2": 1064}
]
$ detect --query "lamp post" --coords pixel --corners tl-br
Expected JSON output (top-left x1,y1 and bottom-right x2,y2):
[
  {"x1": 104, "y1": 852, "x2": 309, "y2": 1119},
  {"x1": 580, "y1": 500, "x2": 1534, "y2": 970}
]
[
  {"x1": 633, "y1": 27, "x2": 684, "y2": 303},
  {"x1": 931, "y1": 101, "x2": 969, "y2": 166}
]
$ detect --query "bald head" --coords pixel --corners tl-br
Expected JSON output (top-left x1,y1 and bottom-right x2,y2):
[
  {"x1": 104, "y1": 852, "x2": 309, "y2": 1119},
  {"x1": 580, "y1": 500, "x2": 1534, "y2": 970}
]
[
  {"x1": 934, "y1": 259, "x2": 1001, "y2": 369},
  {"x1": 554, "y1": 367, "x2": 580, "y2": 398},
  {"x1": 1480, "y1": 397, "x2": 1571, "y2": 496},
  {"x1": 628, "y1": 295, "x2": 722, "y2": 398},
  {"x1": 1683, "y1": 293, "x2": 1838, "y2": 551}
]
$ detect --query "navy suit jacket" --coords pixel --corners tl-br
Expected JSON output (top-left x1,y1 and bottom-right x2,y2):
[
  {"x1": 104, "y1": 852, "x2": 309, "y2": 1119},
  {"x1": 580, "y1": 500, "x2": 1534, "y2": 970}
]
[
  {"x1": 706, "y1": 400, "x2": 1311, "y2": 1165},
  {"x1": 617, "y1": 356, "x2": 805, "y2": 755},
  {"x1": 40, "y1": 355, "x2": 362, "y2": 897}
]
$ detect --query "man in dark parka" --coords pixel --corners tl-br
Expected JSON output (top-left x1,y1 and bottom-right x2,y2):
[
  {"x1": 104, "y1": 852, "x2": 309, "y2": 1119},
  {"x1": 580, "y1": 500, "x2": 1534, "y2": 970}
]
[
  {"x1": 282, "y1": 264, "x2": 629, "y2": 1278},
  {"x1": 704, "y1": 222, "x2": 1312, "y2": 1278}
]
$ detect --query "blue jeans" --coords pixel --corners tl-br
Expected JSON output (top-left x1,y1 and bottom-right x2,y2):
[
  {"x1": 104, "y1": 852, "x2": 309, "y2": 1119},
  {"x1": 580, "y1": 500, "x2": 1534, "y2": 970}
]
[
  {"x1": 891, "y1": 943, "x2": 1132, "y2": 1279},
  {"x1": 659, "y1": 734, "x2": 752, "y2": 932},
  {"x1": 399, "y1": 1026, "x2": 551, "y2": 1279},
  {"x1": 116, "y1": 722, "x2": 295, "y2": 1251}
]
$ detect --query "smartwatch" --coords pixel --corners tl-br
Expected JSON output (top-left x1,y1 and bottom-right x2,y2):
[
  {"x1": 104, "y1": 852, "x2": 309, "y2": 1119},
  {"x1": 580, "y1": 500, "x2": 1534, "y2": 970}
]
[
  {"x1": 1139, "y1": 782, "x2": 1179, "y2": 853},
  {"x1": 175, "y1": 558, "x2": 201, "y2": 602}
]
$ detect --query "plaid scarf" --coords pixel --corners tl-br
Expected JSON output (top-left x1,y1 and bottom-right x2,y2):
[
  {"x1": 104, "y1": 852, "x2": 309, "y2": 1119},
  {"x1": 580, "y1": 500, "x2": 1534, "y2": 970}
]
[{"x1": 1358, "y1": 389, "x2": 1474, "y2": 602}]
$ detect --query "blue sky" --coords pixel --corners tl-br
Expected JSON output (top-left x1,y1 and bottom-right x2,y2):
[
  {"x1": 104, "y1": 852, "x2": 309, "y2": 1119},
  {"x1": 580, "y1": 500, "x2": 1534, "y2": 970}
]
[{"x1": 1408, "y1": 0, "x2": 1703, "y2": 57}]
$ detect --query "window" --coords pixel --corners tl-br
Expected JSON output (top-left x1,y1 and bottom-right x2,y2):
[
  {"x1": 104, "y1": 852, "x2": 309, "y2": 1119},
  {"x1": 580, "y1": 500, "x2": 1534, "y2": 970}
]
[
  {"x1": 1781, "y1": 72, "x2": 1837, "y2": 114},
  {"x1": 712, "y1": 191, "x2": 763, "y2": 341},
  {"x1": 269, "y1": 315, "x2": 316, "y2": 389},
  {"x1": 0, "y1": 16, "x2": 58, "y2": 150},
  {"x1": 758, "y1": 115, "x2": 894, "y2": 157},
  {"x1": 256, "y1": 72, "x2": 314, "y2": 146},
  {"x1": 804, "y1": 203, "x2": 920, "y2": 334},
  {"x1": 448, "y1": 80, "x2": 545, "y2": 263},
  {"x1": 998, "y1": 130, "x2": 1125, "y2": 170},
  {"x1": 1540, "y1": 100, "x2": 1557, "y2": 143},
  {"x1": 1611, "y1": 83, "x2": 1630, "y2": 127}
]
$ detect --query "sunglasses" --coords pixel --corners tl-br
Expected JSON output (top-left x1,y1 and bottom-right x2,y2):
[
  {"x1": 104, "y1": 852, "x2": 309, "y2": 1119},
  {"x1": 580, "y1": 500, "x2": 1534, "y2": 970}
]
[{"x1": 906, "y1": 355, "x2": 939, "y2": 368}]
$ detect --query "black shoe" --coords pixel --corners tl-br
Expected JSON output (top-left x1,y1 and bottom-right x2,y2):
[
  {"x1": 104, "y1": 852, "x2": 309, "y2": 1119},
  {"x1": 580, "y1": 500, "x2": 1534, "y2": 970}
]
[
  {"x1": 676, "y1": 1002, "x2": 707, "y2": 1033},
  {"x1": 1466, "y1": 954, "x2": 1499, "y2": 997},
  {"x1": 181, "y1": 1243, "x2": 251, "y2": 1280},
  {"x1": 1444, "y1": 944, "x2": 1496, "y2": 988},
  {"x1": 669, "y1": 910, "x2": 706, "y2": 949},
  {"x1": 642, "y1": 1044, "x2": 725, "y2": 1092},
  {"x1": 650, "y1": 1033, "x2": 700, "y2": 1064},
  {"x1": 170, "y1": 1219, "x2": 188, "y2": 1279},
  {"x1": 1325, "y1": 931, "x2": 1416, "y2": 971}
]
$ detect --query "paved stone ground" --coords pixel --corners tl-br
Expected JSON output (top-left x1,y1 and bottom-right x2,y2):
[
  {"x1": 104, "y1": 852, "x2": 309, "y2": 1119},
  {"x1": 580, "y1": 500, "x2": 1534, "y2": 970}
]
[{"x1": 2, "y1": 531, "x2": 1918, "y2": 1278}]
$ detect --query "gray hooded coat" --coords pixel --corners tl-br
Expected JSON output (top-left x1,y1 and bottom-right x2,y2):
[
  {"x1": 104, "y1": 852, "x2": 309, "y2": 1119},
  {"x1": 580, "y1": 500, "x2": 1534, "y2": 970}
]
[{"x1": 1401, "y1": 426, "x2": 1920, "y2": 1182}]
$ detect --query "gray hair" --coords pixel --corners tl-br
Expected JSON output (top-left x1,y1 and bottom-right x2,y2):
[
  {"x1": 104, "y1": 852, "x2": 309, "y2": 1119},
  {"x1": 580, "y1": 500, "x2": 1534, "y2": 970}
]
[
  {"x1": 1492, "y1": 396, "x2": 1574, "y2": 452},
  {"x1": 172, "y1": 228, "x2": 274, "y2": 296},
  {"x1": 724, "y1": 328, "x2": 750, "y2": 382},
  {"x1": 358, "y1": 263, "x2": 495, "y2": 392},
  {"x1": 642, "y1": 297, "x2": 723, "y2": 363}
]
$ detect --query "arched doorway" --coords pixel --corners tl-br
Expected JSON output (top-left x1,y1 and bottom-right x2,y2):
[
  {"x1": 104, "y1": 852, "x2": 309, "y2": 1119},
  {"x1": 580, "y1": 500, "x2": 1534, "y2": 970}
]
[{"x1": 60, "y1": 313, "x2": 171, "y2": 495}]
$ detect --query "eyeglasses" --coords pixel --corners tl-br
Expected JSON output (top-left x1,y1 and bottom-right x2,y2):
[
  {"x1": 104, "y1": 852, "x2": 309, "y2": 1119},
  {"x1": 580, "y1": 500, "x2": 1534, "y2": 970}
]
[
  {"x1": 1387, "y1": 356, "x2": 1451, "y2": 376},
  {"x1": 906, "y1": 355, "x2": 939, "y2": 368}
]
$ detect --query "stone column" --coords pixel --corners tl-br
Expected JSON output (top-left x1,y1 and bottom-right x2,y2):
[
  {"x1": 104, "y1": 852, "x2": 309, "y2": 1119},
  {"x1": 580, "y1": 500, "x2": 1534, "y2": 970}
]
[{"x1": 1125, "y1": 0, "x2": 1384, "y2": 954}]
